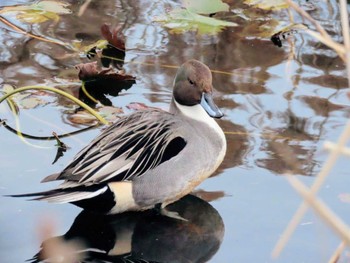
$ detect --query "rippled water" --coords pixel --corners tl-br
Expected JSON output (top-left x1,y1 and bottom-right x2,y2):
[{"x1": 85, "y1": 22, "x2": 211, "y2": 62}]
[{"x1": 1, "y1": 0, "x2": 350, "y2": 262}]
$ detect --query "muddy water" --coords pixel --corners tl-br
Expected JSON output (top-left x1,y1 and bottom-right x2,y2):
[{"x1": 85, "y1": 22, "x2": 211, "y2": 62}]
[{"x1": 1, "y1": 0, "x2": 350, "y2": 262}]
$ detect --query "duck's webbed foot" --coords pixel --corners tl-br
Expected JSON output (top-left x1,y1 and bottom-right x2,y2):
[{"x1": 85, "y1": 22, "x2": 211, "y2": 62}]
[{"x1": 154, "y1": 203, "x2": 188, "y2": 221}]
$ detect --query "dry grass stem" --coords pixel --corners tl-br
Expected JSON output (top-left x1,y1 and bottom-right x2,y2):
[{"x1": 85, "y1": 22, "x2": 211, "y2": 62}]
[
  {"x1": 339, "y1": 0, "x2": 350, "y2": 88},
  {"x1": 78, "y1": 0, "x2": 92, "y2": 17},
  {"x1": 272, "y1": 122, "x2": 350, "y2": 258},
  {"x1": 328, "y1": 242, "x2": 346, "y2": 263},
  {"x1": 339, "y1": 0, "x2": 350, "y2": 49},
  {"x1": 324, "y1": 142, "x2": 350, "y2": 156},
  {"x1": 305, "y1": 29, "x2": 346, "y2": 60},
  {"x1": 286, "y1": 0, "x2": 346, "y2": 61},
  {"x1": 287, "y1": 0, "x2": 332, "y2": 39},
  {"x1": 287, "y1": 176, "x2": 350, "y2": 245}
]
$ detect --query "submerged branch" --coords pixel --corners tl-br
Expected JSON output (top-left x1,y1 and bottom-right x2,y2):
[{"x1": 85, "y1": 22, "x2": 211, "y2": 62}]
[{"x1": 0, "y1": 119, "x2": 99, "y2": 140}]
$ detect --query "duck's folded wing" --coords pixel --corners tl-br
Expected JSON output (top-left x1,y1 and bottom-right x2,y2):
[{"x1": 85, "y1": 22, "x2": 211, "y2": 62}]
[{"x1": 50, "y1": 110, "x2": 187, "y2": 185}]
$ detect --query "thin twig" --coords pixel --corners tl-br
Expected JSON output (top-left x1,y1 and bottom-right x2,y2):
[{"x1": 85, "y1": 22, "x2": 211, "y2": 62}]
[
  {"x1": 305, "y1": 29, "x2": 345, "y2": 60},
  {"x1": 328, "y1": 242, "x2": 346, "y2": 263},
  {"x1": 287, "y1": 176, "x2": 350, "y2": 245},
  {"x1": 339, "y1": 0, "x2": 350, "y2": 89},
  {"x1": 324, "y1": 141, "x2": 350, "y2": 156},
  {"x1": 286, "y1": 0, "x2": 346, "y2": 60},
  {"x1": 78, "y1": 0, "x2": 92, "y2": 17},
  {"x1": 286, "y1": 0, "x2": 332, "y2": 40},
  {"x1": 272, "y1": 122, "x2": 350, "y2": 258},
  {"x1": 339, "y1": 0, "x2": 350, "y2": 49}
]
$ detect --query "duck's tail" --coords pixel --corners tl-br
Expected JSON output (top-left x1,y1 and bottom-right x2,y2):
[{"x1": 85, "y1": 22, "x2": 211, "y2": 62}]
[
  {"x1": 7, "y1": 184, "x2": 118, "y2": 213},
  {"x1": 6, "y1": 189, "x2": 61, "y2": 199},
  {"x1": 6, "y1": 186, "x2": 108, "y2": 203}
]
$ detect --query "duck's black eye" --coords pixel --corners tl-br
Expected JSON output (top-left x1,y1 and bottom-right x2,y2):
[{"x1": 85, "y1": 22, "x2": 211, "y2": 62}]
[{"x1": 188, "y1": 78, "x2": 194, "y2": 85}]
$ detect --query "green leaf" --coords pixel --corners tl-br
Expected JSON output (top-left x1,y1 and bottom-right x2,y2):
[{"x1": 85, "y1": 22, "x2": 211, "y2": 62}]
[
  {"x1": 154, "y1": 8, "x2": 237, "y2": 35},
  {"x1": 72, "y1": 39, "x2": 109, "y2": 54},
  {"x1": 33, "y1": 0, "x2": 71, "y2": 14},
  {"x1": 244, "y1": 0, "x2": 289, "y2": 10},
  {"x1": 0, "y1": 0, "x2": 71, "y2": 23},
  {"x1": 182, "y1": 0, "x2": 229, "y2": 14},
  {"x1": 16, "y1": 10, "x2": 60, "y2": 23}
]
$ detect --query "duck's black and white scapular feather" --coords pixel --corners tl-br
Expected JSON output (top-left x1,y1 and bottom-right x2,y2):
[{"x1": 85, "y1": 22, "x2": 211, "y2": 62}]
[
  {"x1": 15, "y1": 109, "x2": 186, "y2": 205},
  {"x1": 61, "y1": 110, "x2": 186, "y2": 184}
]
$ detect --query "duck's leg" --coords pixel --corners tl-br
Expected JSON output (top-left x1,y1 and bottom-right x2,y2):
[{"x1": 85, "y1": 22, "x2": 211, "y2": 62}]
[{"x1": 154, "y1": 203, "x2": 188, "y2": 221}]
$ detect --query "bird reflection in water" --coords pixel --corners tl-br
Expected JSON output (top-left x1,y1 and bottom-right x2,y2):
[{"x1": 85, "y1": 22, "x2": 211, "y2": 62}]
[{"x1": 30, "y1": 195, "x2": 224, "y2": 263}]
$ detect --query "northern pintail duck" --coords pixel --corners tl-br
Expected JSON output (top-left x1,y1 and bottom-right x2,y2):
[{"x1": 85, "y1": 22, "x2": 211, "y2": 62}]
[{"x1": 13, "y1": 59, "x2": 227, "y2": 218}]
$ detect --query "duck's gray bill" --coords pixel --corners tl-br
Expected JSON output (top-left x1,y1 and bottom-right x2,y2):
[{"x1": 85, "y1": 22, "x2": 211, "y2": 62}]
[{"x1": 200, "y1": 93, "x2": 224, "y2": 118}]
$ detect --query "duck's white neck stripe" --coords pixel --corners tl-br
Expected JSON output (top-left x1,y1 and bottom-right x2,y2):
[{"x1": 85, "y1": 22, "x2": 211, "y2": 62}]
[{"x1": 173, "y1": 100, "x2": 224, "y2": 135}]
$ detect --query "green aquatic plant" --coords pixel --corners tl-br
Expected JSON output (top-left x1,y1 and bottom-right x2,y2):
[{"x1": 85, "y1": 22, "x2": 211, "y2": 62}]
[
  {"x1": 0, "y1": 0, "x2": 71, "y2": 23},
  {"x1": 154, "y1": 0, "x2": 236, "y2": 34}
]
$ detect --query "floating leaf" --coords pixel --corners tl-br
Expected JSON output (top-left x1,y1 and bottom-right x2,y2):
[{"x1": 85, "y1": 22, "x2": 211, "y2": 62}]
[
  {"x1": 99, "y1": 24, "x2": 126, "y2": 69},
  {"x1": 1, "y1": 84, "x2": 19, "y2": 115},
  {"x1": 33, "y1": 1, "x2": 71, "y2": 14},
  {"x1": 75, "y1": 62, "x2": 135, "y2": 81},
  {"x1": 0, "y1": 0, "x2": 71, "y2": 23},
  {"x1": 68, "y1": 106, "x2": 123, "y2": 125},
  {"x1": 98, "y1": 106, "x2": 124, "y2": 122},
  {"x1": 100, "y1": 24, "x2": 125, "y2": 51},
  {"x1": 270, "y1": 23, "x2": 308, "y2": 47},
  {"x1": 182, "y1": 0, "x2": 229, "y2": 14},
  {"x1": 68, "y1": 111, "x2": 99, "y2": 125},
  {"x1": 244, "y1": 0, "x2": 289, "y2": 10},
  {"x1": 16, "y1": 10, "x2": 59, "y2": 23},
  {"x1": 154, "y1": 8, "x2": 237, "y2": 34},
  {"x1": 19, "y1": 97, "x2": 49, "y2": 109},
  {"x1": 237, "y1": 18, "x2": 280, "y2": 39}
]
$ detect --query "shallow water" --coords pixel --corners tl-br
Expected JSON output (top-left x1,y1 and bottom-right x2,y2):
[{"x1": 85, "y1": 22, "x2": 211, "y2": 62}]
[{"x1": 1, "y1": 0, "x2": 350, "y2": 262}]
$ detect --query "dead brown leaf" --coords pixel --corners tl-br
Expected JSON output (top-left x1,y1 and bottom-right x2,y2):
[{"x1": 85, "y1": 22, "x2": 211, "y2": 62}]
[
  {"x1": 100, "y1": 24, "x2": 125, "y2": 51},
  {"x1": 75, "y1": 61, "x2": 135, "y2": 81}
]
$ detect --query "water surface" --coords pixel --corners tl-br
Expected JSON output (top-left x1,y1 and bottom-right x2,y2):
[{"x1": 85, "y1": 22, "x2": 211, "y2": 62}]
[{"x1": 1, "y1": 0, "x2": 350, "y2": 262}]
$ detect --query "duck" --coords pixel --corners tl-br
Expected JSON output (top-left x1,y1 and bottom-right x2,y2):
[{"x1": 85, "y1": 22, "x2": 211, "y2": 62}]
[{"x1": 12, "y1": 59, "x2": 227, "y2": 219}]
